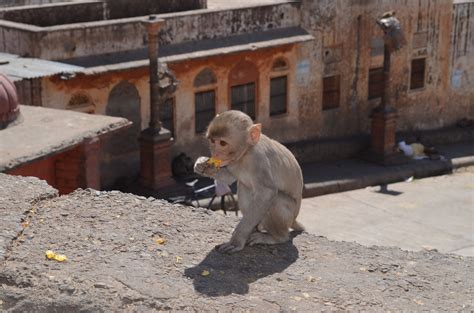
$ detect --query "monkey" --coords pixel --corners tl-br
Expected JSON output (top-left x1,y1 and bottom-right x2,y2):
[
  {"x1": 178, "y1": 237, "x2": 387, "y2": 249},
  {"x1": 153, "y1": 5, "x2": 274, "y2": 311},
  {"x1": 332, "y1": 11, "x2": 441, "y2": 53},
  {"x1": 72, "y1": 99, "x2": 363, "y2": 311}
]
[{"x1": 194, "y1": 110, "x2": 304, "y2": 253}]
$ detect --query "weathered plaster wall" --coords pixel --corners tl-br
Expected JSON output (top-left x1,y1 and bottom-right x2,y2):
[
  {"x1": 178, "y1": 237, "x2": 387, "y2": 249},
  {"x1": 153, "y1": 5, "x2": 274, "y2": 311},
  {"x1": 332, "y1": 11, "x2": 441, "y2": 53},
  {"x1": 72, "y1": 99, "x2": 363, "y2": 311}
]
[
  {"x1": 41, "y1": 44, "x2": 301, "y2": 161},
  {"x1": 449, "y1": 1, "x2": 474, "y2": 119},
  {"x1": 105, "y1": 0, "x2": 207, "y2": 20},
  {"x1": 0, "y1": 0, "x2": 75, "y2": 6},
  {"x1": 160, "y1": 3, "x2": 300, "y2": 45},
  {"x1": 168, "y1": 45, "x2": 300, "y2": 159},
  {"x1": 0, "y1": 2, "x2": 106, "y2": 27},
  {"x1": 9, "y1": 0, "x2": 472, "y2": 172},
  {"x1": 0, "y1": 21, "x2": 42, "y2": 57},
  {"x1": 298, "y1": 0, "x2": 460, "y2": 140},
  {"x1": 0, "y1": 3, "x2": 300, "y2": 60},
  {"x1": 41, "y1": 68, "x2": 149, "y2": 187}
]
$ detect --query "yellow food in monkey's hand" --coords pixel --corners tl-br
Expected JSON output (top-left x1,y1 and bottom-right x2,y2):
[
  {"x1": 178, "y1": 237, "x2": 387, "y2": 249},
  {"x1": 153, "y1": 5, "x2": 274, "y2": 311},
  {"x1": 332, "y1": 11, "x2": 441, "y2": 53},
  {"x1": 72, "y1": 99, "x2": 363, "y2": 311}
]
[
  {"x1": 207, "y1": 157, "x2": 222, "y2": 168},
  {"x1": 45, "y1": 250, "x2": 67, "y2": 262}
]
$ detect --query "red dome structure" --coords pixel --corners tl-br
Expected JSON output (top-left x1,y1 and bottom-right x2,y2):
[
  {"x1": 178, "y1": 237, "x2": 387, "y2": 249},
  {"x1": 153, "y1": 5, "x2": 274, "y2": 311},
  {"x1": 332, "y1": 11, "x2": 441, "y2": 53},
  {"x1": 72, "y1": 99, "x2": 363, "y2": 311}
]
[{"x1": 0, "y1": 73, "x2": 20, "y2": 129}]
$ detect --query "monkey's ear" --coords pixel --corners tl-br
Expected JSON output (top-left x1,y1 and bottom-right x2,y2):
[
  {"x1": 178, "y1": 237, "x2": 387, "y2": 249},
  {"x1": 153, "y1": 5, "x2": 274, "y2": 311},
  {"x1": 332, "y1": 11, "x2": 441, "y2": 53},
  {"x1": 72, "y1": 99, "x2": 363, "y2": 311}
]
[{"x1": 248, "y1": 123, "x2": 262, "y2": 145}]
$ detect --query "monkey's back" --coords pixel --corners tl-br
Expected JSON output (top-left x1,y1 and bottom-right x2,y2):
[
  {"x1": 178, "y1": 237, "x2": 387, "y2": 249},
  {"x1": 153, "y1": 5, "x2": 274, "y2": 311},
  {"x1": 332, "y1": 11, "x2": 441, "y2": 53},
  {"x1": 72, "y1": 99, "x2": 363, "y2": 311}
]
[{"x1": 258, "y1": 135, "x2": 303, "y2": 201}]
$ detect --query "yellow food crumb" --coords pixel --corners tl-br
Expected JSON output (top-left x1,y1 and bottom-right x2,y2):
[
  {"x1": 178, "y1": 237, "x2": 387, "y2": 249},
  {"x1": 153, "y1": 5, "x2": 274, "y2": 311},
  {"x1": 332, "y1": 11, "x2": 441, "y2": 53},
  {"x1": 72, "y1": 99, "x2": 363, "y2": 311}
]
[
  {"x1": 155, "y1": 237, "x2": 166, "y2": 245},
  {"x1": 207, "y1": 157, "x2": 222, "y2": 168},
  {"x1": 45, "y1": 250, "x2": 55, "y2": 259},
  {"x1": 201, "y1": 270, "x2": 210, "y2": 277},
  {"x1": 54, "y1": 254, "x2": 67, "y2": 262},
  {"x1": 45, "y1": 250, "x2": 67, "y2": 262}
]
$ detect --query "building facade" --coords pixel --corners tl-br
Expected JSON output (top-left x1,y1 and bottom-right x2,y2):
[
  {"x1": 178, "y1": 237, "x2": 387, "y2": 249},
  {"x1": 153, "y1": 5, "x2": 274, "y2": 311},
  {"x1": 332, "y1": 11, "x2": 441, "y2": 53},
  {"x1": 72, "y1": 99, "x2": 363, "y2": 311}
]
[{"x1": 1, "y1": 0, "x2": 472, "y2": 187}]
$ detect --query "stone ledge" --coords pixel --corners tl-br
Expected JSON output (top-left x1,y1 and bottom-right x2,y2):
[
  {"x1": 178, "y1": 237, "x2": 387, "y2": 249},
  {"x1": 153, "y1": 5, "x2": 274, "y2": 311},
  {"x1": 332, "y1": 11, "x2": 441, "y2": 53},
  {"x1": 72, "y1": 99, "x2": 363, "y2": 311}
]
[{"x1": 0, "y1": 175, "x2": 472, "y2": 311}]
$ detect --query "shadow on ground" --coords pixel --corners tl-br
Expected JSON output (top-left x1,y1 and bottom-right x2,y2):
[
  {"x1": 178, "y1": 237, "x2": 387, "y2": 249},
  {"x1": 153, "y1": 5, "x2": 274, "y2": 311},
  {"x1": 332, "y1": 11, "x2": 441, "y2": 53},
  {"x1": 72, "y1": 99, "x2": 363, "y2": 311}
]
[
  {"x1": 185, "y1": 233, "x2": 301, "y2": 296},
  {"x1": 374, "y1": 184, "x2": 403, "y2": 196}
]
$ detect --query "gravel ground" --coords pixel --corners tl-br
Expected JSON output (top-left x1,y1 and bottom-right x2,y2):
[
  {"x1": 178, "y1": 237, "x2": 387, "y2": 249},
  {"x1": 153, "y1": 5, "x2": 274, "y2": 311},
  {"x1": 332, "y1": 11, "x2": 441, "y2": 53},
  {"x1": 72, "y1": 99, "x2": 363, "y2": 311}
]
[{"x1": 0, "y1": 175, "x2": 473, "y2": 311}]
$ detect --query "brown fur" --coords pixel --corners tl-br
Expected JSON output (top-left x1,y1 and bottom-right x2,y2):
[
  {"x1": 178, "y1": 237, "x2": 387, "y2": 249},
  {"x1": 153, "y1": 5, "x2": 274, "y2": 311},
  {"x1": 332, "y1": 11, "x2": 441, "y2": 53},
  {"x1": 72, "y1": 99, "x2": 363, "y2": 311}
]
[{"x1": 194, "y1": 110, "x2": 304, "y2": 253}]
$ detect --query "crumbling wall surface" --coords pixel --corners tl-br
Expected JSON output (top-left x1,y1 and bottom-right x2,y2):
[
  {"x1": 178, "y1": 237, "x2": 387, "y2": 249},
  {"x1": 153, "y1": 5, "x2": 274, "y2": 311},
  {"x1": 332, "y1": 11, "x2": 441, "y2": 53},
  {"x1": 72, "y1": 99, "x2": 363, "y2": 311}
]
[
  {"x1": 160, "y1": 3, "x2": 300, "y2": 45},
  {"x1": 0, "y1": 21, "x2": 41, "y2": 58},
  {"x1": 34, "y1": 20, "x2": 146, "y2": 60},
  {"x1": 0, "y1": 2, "x2": 300, "y2": 60},
  {"x1": 0, "y1": 0, "x2": 74, "y2": 7},
  {"x1": 449, "y1": 1, "x2": 474, "y2": 119},
  {"x1": 0, "y1": 2, "x2": 106, "y2": 27},
  {"x1": 105, "y1": 0, "x2": 207, "y2": 20},
  {"x1": 297, "y1": 0, "x2": 467, "y2": 140},
  {"x1": 0, "y1": 175, "x2": 472, "y2": 312}
]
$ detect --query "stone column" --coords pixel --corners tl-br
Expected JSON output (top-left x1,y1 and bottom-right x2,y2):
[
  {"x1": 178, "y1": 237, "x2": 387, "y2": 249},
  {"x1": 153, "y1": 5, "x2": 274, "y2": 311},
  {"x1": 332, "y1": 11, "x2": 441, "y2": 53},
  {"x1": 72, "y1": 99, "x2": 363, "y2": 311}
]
[
  {"x1": 139, "y1": 15, "x2": 176, "y2": 189},
  {"x1": 368, "y1": 12, "x2": 406, "y2": 165}
]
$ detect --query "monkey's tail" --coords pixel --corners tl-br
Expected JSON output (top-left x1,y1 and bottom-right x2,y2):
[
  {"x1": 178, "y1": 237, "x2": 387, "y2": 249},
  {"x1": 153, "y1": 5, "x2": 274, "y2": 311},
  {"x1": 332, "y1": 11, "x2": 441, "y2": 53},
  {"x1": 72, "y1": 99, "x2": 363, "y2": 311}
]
[{"x1": 291, "y1": 220, "x2": 305, "y2": 232}]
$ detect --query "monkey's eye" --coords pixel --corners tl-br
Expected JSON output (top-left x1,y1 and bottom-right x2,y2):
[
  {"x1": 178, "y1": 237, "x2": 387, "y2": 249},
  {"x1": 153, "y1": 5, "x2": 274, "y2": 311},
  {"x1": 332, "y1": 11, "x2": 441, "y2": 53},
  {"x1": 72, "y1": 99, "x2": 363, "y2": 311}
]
[
  {"x1": 219, "y1": 140, "x2": 228, "y2": 147},
  {"x1": 209, "y1": 138, "x2": 215, "y2": 144}
]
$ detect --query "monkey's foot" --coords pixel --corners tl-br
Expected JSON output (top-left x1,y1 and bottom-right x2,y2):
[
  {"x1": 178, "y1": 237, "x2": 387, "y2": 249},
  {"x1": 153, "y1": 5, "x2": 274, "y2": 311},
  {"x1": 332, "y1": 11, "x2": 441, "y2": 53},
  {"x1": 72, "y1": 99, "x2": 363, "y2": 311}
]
[
  {"x1": 215, "y1": 241, "x2": 244, "y2": 254},
  {"x1": 248, "y1": 232, "x2": 288, "y2": 246}
]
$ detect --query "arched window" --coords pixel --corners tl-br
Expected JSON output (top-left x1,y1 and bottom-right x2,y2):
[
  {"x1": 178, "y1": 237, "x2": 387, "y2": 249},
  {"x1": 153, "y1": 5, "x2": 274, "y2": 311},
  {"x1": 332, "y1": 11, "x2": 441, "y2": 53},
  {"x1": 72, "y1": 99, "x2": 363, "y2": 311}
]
[
  {"x1": 193, "y1": 68, "x2": 217, "y2": 88},
  {"x1": 229, "y1": 60, "x2": 258, "y2": 120},
  {"x1": 67, "y1": 92, "x2": 95, "y2": 113},
  {"x1": 271, "y1": 58, "x2": 289, "y2": 72},
  {"x1": 269, "y1": 58, "x2": 289, "y2": 116},
  {"x1": 194, "y1": 68, "x2": 217, "y2": 134}
]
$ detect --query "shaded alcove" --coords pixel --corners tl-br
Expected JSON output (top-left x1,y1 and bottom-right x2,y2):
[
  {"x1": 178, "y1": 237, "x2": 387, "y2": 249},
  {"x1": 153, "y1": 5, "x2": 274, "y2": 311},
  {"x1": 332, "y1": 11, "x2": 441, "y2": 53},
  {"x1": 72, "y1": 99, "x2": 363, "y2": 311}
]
[{"x1": 101, "y1": 81, "x2": 141, "y2": 189}]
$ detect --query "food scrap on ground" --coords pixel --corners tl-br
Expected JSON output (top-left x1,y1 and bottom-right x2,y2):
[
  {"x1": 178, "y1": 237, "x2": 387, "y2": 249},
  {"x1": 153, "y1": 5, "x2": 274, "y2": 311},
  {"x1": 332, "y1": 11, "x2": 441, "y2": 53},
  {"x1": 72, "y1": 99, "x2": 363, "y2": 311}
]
[{"x1": 45, "y1": 250, "x2": 67, "y2": 262}]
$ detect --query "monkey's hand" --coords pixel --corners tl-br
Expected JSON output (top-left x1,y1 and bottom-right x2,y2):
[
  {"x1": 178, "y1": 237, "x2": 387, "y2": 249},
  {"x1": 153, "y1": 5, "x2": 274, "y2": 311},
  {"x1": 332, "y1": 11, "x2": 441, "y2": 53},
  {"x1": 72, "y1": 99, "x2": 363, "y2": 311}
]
[
  {"x1": 194, "y1": 156, "x2": 219, "y2": 178},
  {"x1": 216, "y1": 239, "x2": 246, "y2": 254}
]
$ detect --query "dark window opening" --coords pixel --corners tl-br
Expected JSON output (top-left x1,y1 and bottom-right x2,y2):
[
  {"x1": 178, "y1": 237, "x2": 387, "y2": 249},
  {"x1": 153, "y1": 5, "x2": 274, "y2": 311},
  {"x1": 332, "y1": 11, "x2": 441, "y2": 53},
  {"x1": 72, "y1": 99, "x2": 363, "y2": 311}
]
[
  {"x1": 410, "y1": 58, "x2": 426, "y2": 90},
  {"x1": 368, "y1": 68, "x2": 385, "y2": 100},
  {"x1": 322, "y1": 75, "x2": 340, "y2": 110},
  {"x1": 160, "y1": 97, "x2": 174, "y2": 136},
  {"x1": 231, "y1": 83, "x2": 256, "y2": 120},
  {"x1": 270, "y1": 76, "x2": 288, "y2": 116},
  {"x1": 195, "y1": 90, "x2": 215, "y2": 134}
]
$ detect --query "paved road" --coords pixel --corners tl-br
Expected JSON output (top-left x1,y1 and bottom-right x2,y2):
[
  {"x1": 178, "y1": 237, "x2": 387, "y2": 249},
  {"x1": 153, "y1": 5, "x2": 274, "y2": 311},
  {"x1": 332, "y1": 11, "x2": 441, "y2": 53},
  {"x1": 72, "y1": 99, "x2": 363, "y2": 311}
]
[{"x1": 299, "y1": 167, "x2": 474, "y2": 256}]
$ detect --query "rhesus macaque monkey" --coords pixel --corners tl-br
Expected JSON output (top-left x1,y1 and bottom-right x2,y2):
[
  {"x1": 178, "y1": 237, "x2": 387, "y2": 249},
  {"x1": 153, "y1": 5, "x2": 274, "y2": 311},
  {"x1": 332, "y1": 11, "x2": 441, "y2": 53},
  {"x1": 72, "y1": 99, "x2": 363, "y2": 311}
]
[{"x1": 194, "y1": 110, "x2": 304, "y2": 253}]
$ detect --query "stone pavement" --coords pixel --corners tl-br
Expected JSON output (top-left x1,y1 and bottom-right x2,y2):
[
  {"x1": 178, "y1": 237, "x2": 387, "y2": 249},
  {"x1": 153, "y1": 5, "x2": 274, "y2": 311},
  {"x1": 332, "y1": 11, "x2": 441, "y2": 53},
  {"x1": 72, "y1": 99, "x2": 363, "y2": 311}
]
[
  {"x1": 0, "y1": 174, "x2": 473, "y2": 311},
  {"x1": 300, "y1": 167, "x2": 474, "y2": 257},
  {"x1": 302, "y1": 141, "x2": 474, "y2": 197}
]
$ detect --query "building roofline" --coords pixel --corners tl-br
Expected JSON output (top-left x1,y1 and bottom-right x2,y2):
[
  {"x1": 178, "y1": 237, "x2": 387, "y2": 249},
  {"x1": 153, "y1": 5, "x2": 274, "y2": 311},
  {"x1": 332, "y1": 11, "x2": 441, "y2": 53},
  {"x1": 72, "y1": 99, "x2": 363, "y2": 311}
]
[
  {"x1": 59, "y1": 27, "x2": 314, "y2": 74},
  {"x1": 0, "y1": 105, "x2": 131, "y2": 172}
]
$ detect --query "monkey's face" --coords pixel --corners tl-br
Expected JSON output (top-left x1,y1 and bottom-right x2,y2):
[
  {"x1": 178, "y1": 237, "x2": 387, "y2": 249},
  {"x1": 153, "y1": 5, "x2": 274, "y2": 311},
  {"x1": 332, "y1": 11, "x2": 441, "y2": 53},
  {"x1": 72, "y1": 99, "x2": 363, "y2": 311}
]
[
  {"x1": 206, "y1": 110, "x2": 257, "y2": 167},
  {"x1": 208, "y1": 133, "x2": 245, "y2": 167}
]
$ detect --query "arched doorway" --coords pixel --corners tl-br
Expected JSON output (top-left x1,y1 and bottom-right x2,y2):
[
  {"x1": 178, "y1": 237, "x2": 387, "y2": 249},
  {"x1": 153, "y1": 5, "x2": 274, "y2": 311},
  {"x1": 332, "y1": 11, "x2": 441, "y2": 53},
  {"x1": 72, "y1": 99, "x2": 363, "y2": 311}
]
[{"x1": 101, "y1": 81, "x2": 141, "y2": 189}]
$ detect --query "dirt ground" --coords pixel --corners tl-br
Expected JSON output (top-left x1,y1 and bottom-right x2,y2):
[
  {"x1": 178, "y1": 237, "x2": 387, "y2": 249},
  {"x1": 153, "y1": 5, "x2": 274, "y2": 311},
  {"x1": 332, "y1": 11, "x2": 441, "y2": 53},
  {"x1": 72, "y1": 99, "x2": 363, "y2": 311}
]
[{"x1": 0, "y1": 174, "x2": 473, "y2": 312}]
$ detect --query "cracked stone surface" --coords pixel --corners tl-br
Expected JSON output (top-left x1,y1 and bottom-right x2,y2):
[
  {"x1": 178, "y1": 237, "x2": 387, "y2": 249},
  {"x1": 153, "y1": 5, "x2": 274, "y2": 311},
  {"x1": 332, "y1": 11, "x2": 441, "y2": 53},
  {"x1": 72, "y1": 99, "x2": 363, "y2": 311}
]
[
  {"x1": 0, "y1": 174, "x2": 58, "y2": 261},
  {"x1": 0, "y1": 175, "x2": 473, "y2": 311}
]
